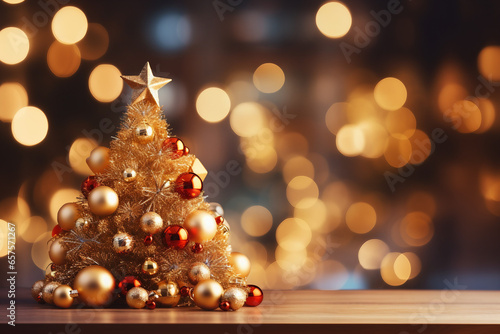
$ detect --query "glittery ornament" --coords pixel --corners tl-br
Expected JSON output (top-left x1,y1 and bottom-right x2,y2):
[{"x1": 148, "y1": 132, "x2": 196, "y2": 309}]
[{"x1": 112, "y1": 232, "x2": 134, "y2": 253}]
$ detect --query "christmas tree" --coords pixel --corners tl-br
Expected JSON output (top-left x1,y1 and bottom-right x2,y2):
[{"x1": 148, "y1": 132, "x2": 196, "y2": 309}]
[{"x1": 31, "y1": 63, "x2": 263, "y2": 311}]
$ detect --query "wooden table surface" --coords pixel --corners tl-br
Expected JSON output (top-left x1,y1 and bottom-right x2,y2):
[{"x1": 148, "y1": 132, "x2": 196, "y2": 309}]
[{"x1": 5, "y1": 289, "x2": 500, "y2": 333}]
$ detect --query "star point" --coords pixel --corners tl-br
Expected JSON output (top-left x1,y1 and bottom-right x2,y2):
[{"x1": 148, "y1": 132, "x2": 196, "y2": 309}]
[{"x1": 121, "y1": 62, "x2": 171, "y2": 107}]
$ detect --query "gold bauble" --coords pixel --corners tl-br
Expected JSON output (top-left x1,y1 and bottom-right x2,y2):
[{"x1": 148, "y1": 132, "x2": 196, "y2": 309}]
[
  {"x1": 57, "y1": 203, "x2": 80, "y2": 231},
  {"x1": 126, "y1": 287, "x2": 148, "y2": 309},
  {"x1": 75, "y1": 218, "x2": 89, "y2": 230},
  {"x1": 156, "y1": 281, "x2": 180, "y2": 307},
  {"x1": 228, "y1": 252, "x2": 251, "y2": 278},
  {"x1": 208, "y1": 202, "x2": 224, "y2": 217},
  {"x1": 135, "y1": 122, "x2": 154, "y2": 143},
  {"x1": 122, "y1": 168, "x2": 137, "y2": 182},
  {"x1": 221, "y1": 287, "x2": 247, "y2": 311},
  {"x1": 42, "y1": 281, "x2": 61, "y2": 304},
  {"x1": 188, "y1": 262, "x2": 211, "y2": 285},
  {"x1": 74, "y1": 265, "x2": 115, "y2": 307},
  {"x1": 49, "y1": 238, "x2": 67, "y2": 265},
  {"x1": 183, "y1": 210, "x2": 217, "y2": 243},
  {"x1": 53, "y1": 285, "x2": 74, "y2": 308},
  {"x1": 192, "y1": 279, "x2": 223, "y2": 310},
  {"x1": 140, "y1": 212, "x2": 163, "y2": 234},
  {"x1": 141, "y1": 258, "x2": 159, "y2": 275},
  {"x1": 31, "y1": 280, "x2": 45, "y2": 301},
  {"x1": 86, "y1": 146, "x2": 110, "y2": 174},
  {"x1": 112, "y1": 232, "x2": 133, "y2": 253},
  {"x1": 88, "y1": 186, "x2": 119, "y2": 216}
]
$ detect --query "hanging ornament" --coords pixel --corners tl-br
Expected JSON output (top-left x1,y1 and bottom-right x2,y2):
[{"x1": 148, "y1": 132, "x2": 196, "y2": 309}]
[
  {"x1": 81, "y1": 176, "x2": 100, "y2": 198},
  {"x1": 126, "y1": 287, "x2": 149, "y2": 309},
  {"x1": 228, "y1": 252, "x2": 251, "y2": 278},
  {"x1": 75, "y1": 218, "x2": 89, "y2": 230},
  {"x1": 190, "y1": 158, "x2": 208, "y2": 181},
  {"x1": 221, "y1": 287, "x2": 247, "y2": 311},
  {"x1": 174, "y1": 172, "x2": 203, "y2": 199},
  {"x1": 57, "y1": 203, "x2": 80, "y2": 231},
  {"x1": 219, "y1": 301, "x2": 230, "y2": 311},
  {"x1": 86, "y1": 146, "x2": 110, "y2": 174},
  {"x1": 208, "y1": 202, "x2": 224, "y2": 217},
  {"x1": 144, "y1": 235, "x2": 153, "y2": 246},
  {"x1": 88, "y1": 186, "x2": 119, "y2": 216},
  {"x1": 74, "y1": 265, "x2": 115, "y2": 307},
  {"x1": 122, "y1": 168, "x2": 137, "y2": 182},
  {"x1": 191, "y1": 243, "x2": 203, "y2": 253},
  {"x1": 53, "y1": 285, "x2": 74, "y2": 308},
  {"x1": 112, "y1": 232, "x2": 133, "y2": 253},
  {"x1": 188, "y1": 262, "x2": 211, "y2": 285},
  {"x1": 192, "y1": 279, "x2": 224, "y2": 310},
  {"x1": 183, "y1": 210, "x2": 217, "y2": 243},
  {"x1": 162, "y1": 137, "x2": 186, "y2": 159},
  {"x1": 156, "y1": 281, "x2": 180, "y2": 307},
  {"x1": 118, "y1": 276, "x2": 141, "y2": 295},
  {"x1": 141, "y1": 258, "x2": 159, "y2": 275},
  {"x1": 134, "y1": 122, "x2": 154, "y2": 143},
  {"x1": 215, "y1": 216, "x2": 224, "y2": 225},
  {"x1": 245, "y1": 285, "x2": 263, "y2": 307},
  {"x1": 163, "y1": 225, "x2": 189, "y2": 249},
  {"x1": 139, "y1": 212, "x2": 163, "y2": 234},
  {"x1": 49, "y1": 238, "x2": 67, "y2": 265},
  {"x1": 184, "y1": 146, "x2": 190, "y2": 155},
  {"x1": 51, "y1": 225, "x2": 63, "y2": 237},
  {"x1": 42, "y1": 281, "x2": 61, "y2": 304},
  {"x1": 31, "y1": 280, "x2": 45, "y2": 303}
]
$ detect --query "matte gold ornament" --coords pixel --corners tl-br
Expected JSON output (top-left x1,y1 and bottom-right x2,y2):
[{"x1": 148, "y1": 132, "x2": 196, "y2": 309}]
[
  {"x1": 126, "y1": 287, "x2": 148, "y2": 309},
  {"x1": 31, "y1": 280, "x2": 45, "y2": 301},
  {"x1": 192, "y1": 279, "x2": 224, "y2": 310},
  {"x1": 183, "y1": 210, "x2": 217, "y2": 243},
  {"x1": 140, "y1": 212, "x2": 163, "y2": 234},
  {"x1": 42, "y1": 281, "x2": 61, "y2": 304},
  {"x1": 121, "y1": 62, "x2": 172, "y2": 107},
  {"x1": 49, "y1": 238, "x2": 67, "y2": 265},
  {"x1": 53, "y1": 285, "x2": 74, "y2": 308},
  {"x1": 122, "y1": 168, "x2": 137, "y2": 182},
  {"x1": 57, "y1": 203, "x2": 80, "y2": 231},
  {"x1": 74, "y1": 265, "x2": 115, "y2": 307},
  {"x1": 190, "y1": 158, "x2": 208, "y2": 181},
  {"x1": 88, "y1": 186, "x2": 119, "y2": 216},
  {"x1": 134, "y1": 122, "x2": 154, "y2": 143},
  {"x1": 86, "y1": 146, "x2": 110, "y2": 174},
  {"x1": 75, "y1": 217, "x2": 89, "y2": 230},
  {"x1": 188, "y1": 262, "x2": 211, "y2": 285},
  {"x1": 112, "y1": 232, "x2": 134, "y2": 253},
  {"x1": 221, "y1": 287, "x2": 247, "y2": 311},
  {"x1": 142, "y1": 258, "x2": 159, "y2": 275},
  {"x1": 228, "y1": 252, "x2": 251, "y2": 278},
  {"x1": 156, "y1": 281, "x2": 180, "y2": 307}
]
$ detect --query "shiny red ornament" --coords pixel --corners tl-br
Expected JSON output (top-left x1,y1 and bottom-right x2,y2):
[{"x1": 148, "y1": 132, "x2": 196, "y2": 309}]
[
  {"x1": 51, "y1": 225, "x2": 63, "y2": 237},
  {"x1": 220, "y1": 301, "x2": 231, "y2": 311},
  {"x1": 215, "y1": 216, "x2": 224, "y2": 225},
  {"x1": 81, "y1": 175, "x2": 100, "y2": 198},
  {"x1": 36, "y1": 294, "x2": 45, "y2": 304},
  {"x1": 50, "y1": 263, "x2": 56, "y2": 271},
  {"x1": 118, "y1": 276, "x2": 142, "y2": 295},
  {"x1": 180, "y1": 286, "x2": 191, "y2": 297},
  {"x1": 162, "y1": 137, "x2": 186, "y2": 159},
  {"x1": 146, "y1": 300, "x2": 156, "y2": 310},
  {"x1": 191, "y1": 243, "x2": 203, "y2": 253},
  {"x1": 163, "y1": 225, "x2": 189, "y2": 249},
  {"x1": 144, "y1": 234, "x2": 153, "y2": 246},
  {"x1": 245, "y1": 285, "x2": 263, "y2": 307},
  {"x1": 184, "y1": 146, "x2": 190, "y2": 155},
  {"x1": 175, "y1": 172, "x2": 203, "y2": 199}
]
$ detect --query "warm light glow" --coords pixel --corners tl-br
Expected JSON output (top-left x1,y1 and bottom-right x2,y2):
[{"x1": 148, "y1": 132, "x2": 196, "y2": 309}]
[
  {"x1": 294, "y1": 199, "x2": 327, "y2": 231},
  {"x1": 315, "y1": 2, "x2": 352, "y2": 38},
  {"x1": 374, "y1": 77, "x2": 407, "y2": 111},
  {"x1": 52, "y1": 6, "x2": 88, "y2": 44},
  {"x1": 400, "y1": 211, "x2": 434, "y2": 246},
  {"x1": 275, "y1": 245, "x2": 307, "y2": 270},
  {"x1": 19, "y1": 216, "x2": 48, "y2": 243},
  {"x1": 358, "y1": 239, "x2": 390, "y2": 270},
  {"x1": 89, "y1": 64, "x2": 123, "y2": 102},
  {"x1": 47, "y1": 41, "x2": 81, "y2": 77},
  {"x1": 241, "y1": 241, "x2": 268, "y2": 267},
  {"x1": 31, "y1": 232, "x2": 52, "y2": 270},
  {"x1": 69, "y1": 138, "x2": 98, "y2": 175},
  {"x1": 246, "y1": 146, "x2": 278, "y2": 173},
  {"x1": 283, "y1": 156, "x2": 315, "y2": 183},
  {"x1": 253, "y1": 63, "x2": 285, "y2": 93},
  {"x1": 438, "y1": 83, "x2": 467, "y2": 112},
  {"x1": 11, "y1": 106, "x2": 49, "y2": 146},
  {"x1": 286, "y1": 176, "x2": 319, "y2": 209},
  {"x1": 78, "y1": 23, "x2": 109, "y2": 60},
  {"x1": 325, "y1": 102, "x2": 351, "y2": 135},
  {"x1": 380, "y1": 252, "x2": 408, "y2": 286},
  {"x1": 385, "y1": 107, "x2": 416, "y2": 139},
  {"x1": 276, "y1": 132, "x2": 309, "y2": 161},
  {"x1": 345, "y1": 202, "x2": 377, "y2": 234},
  {"x1": 3, "y1": 0, "x2": 24, "y2": 4},
  {"x1": 403, "y1": 252, "x2": 421, "y2": 279},
  {"x1": 336, "y1": 124, "x2": 365, "y2": 157},
  {"x1": 226, "y1": 80, "x2": 259, "y2": 104},
  {"x1": 358, "y1": 121, "x2": 388, "y2": 158},
  {"x1": 276, "y1": 218, "x2": 312, "y2": 251},
  {"x1": 0, "y1": 220, "x2": 8, "y2": 257},
  {"x1": 230, "y1": 102, "x2": 266, "y2": 137},
  {"x1": 478, "y1": 46, "x2": 500, "y2": 81},
  {"x1": 0, "y1": 82, "x2": 28, "y2": 122},
  {"x1": 0, "y1": 27, "x2": 29, "y2": 65},
  {"x1": 241, "y1": 205, "x2": 273, "y2": 237},
  {"x1": 408, "y1": 130, "x2": 432, "y2": 165},
  {"x1": 384, "y1": 137, "x2": 412, "y2": 168},
  {"x1": 196, "y1": 87, "x2": 231, "y2": 123},
  {"x1": 448, "y1": 100, "x2": 481, "y2": 133},
  {"x1": 394, "y1": 253, "x2": 411, "y2": 281},
  {"x1": 49, "y1": 188, "x2": 80, "y2": 222},
  {"x1": 476, "y1": 98, "x2": 496, "y2": 133}
]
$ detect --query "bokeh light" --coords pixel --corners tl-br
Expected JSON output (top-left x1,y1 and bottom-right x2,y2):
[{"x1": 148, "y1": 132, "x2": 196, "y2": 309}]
[
  {"x1": 253, "y1": 63, "x2": 285, "y2": 93},
  {"x1": 400, "y1": 211, "x2": 434, "y2": 246},
  {"x1": 153, "y1": 12, "x2": 191, "y2": 51},
  {"x1": 448, "y1": 100, "x2": 482, "y2": 133},
  {"x1": 0, "y1": 82, "x2": 28, "y2": 122},
  {"x1": 374, "y1": 77, "x2": 407, "y2": 111},
  {"x1": 358, "y1": 121, "x2": 388, "y2": 158},
  {"x1": 358, "y1": 239, "x2": 390, "y2": 270},
  {"x1": 3, "y1": 0, "x2": 24, "y2": 4},
  {"x1": 385, "y1": 107, "x2": 416, "y2": 139},
  {"x1": 380, "y1": 252, "x2": 409, "y2": 286},
  {"x1": 286, "y1": 176, "x2": 319, "y2": 209},
  {"x1": 403, "y1": 252, "x2": 422, "y2": 279},
  {"x1": 336, "y1": 124, "x2": 365, "y2": 157},
  {"x1": 0, "y1": 27, "x2": 29, "y2": 65},
  {"x1": 19, "y1": 216, "x2": 48, "y2": 243},
  {"x1": 77, "y1": 23, "x2": 109, "y2": 60},
  {"x1": 89, "y1": 64, "x2": 123, "y2": 102},
  {"x1": 241, "y1": 205, "x2": 273, "y2": 237},
  {"x1": 478, "y1": 45, "x2": 500, "y2": 81},
  {"x1": 0, "y1": 220, "x2": 8, "y2": 257},
  {"x1": 408, "y1": 130, "x2": 432, "y2": 165},
  {"x1": 345, "y1": 202, "x2": 377, "y2": 234},
  {"x1": 384, "y1": 137, "x2": 412, "y2": 168},
  {"x1": 282, "y1": 156, "x2": 315, "y2": 183},
  {"x1": 276, "y1": 218, "x2": 312, "y2": 251},
  {"x1": 196, "y1": 87, "x2": 231, "y2": 123},
  {"x1": 275, "y1": 245, "x2": 307, "y2": 270},
  {"x1": 325, "y1": 102, "x2": 351, "y2": 135},
  {"x1": 246, "y1": 146, "x2": 278, "y2": 173},
  {"x1": 315, "y1": 2, "x2": 352, "y2": 38},
  {"x1": 294, "y1": 199, "x2": 327, "y2": 231},
  {"x1": 31, "y1": 231, "x2": 52, "y2": 270},
  {"x1": 230, "y1": 102, "x2": 266, "y2": 137},
  {"x1": 47, "y1": 41, "x2": 81, "y2": 77},
  {"x1": 475, "y1": 98, "x2": 495, "y2": 133},
  {"x1": 69, "y1": 138, "x2": 98, "y2": 175},
  {"x1": 11, "y1": 106, "x2": 49, "y2": 146},
  {"x1": 52, "y1": 6, "x2": 88, "y2": 45},
  {"x1": 49, "y1": 188, "x2": 80, "y2": 222}
]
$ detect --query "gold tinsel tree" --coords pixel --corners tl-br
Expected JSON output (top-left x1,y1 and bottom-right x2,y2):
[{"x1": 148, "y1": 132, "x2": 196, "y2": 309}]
[{"x1": 31, "y1": 63, "x2": 263, "y2": 311}]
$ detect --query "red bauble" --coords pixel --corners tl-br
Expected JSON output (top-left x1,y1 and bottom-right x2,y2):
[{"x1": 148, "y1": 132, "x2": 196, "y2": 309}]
[
  {"x1": 81, "y1": 176, "x2": 100, "y2": 198},
  {"x1": 215, "y1": 216, "x2": 224, "y2": 225},
  {"x1": 191, "y1": 243, "x2": 203, "y2": 253},
  {"x1": 219, "y1": 301, "x2": 231, "y2": 311},
  {"x1": 163, "y1": 225, "x2": 189, "y2": 249},
  {"x1": 162, "y1": 137, "x2": 185, "y2": 159},
  {"x1": 144, "y1": 235, "x2": 153, "y2": 246},
  {"x1": 51, "y1": 225, "x2": 63, "y2": 237},
  {"x1": 180, "y1": 286, "x2": 191, "y2": 297},
  {"x1": 50, "y1": 263, "x2": 56, "y2": 271},
  {"x1": 245, "y1": 285, "x2": 263, "y2": 307},
  {"x1": 118, "y1": 276, "x2": 141, "y2": 295},
  {"x1": 146, "y1": 300, "x2": 156, "y2": 310},
  {"x1": 184, "y1": 146, "x2": 190, "y2": 155},
  {"x1": 175, "y1": 172, "x2": 203, "y2": 199}
]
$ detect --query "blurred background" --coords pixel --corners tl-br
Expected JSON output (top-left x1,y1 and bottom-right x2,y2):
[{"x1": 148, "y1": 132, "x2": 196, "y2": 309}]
[{"x1": 1, "y1": 0, "x2": 500, "y2": 290}]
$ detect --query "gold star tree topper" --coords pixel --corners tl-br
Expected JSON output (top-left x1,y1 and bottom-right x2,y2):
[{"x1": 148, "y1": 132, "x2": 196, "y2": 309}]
[{"x1": 121, "y1": 62, "x2": 172, "y2": 107}]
